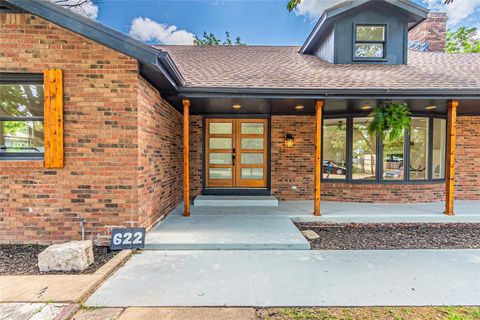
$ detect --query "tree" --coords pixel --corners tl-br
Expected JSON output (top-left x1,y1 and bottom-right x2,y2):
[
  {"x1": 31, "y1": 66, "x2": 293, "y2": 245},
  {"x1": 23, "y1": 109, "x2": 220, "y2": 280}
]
[
  {"x1": 193, "y1": 31, "x2": 245, "y2": 46},
  {"x1": 52, "y1": 0, "x2": 102, "y2": 17},
  {"x1": 446, "y1": 27, "x2": 480, "y2": 53}
]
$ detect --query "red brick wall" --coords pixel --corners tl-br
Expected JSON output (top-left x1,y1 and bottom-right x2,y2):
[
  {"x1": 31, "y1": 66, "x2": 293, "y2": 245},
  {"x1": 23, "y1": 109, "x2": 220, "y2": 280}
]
[
  {"x1": 189, "y1": 115, "x2": 203, "y2": 198},
  {"x1": 271, "y1": 116, "x2": 315, "y2": 200},
  {"x1": 408, "y1": 12, "x2": 447, "y2": 52},
  {"x1": 456, "y1": 116, "x2": 480, "y2": 200},
  {"x1": 137, "y1": 77, "x2": 183, "y2": 228},
  {"x1": 0, "y1": 14, "x2": 183, "y2": 244}
]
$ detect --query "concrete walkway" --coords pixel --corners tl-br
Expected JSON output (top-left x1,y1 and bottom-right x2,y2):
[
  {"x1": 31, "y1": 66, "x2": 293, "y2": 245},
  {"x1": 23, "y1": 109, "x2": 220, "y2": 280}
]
[
  {"x1": 145, "y1": 215, "x2": 310, "y2": 250},
  {"x1": 86, "y1": 249, "x2": 480, "y2": 307},
  {"x1": 145, "y1": 200, "x2": 480, "y2": 250}
]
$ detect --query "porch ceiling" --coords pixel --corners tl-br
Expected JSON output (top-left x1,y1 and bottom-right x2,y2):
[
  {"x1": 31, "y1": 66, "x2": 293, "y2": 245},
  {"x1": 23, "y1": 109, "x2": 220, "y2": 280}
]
[{"x1": 166, "y1": 97, "x2": 479, "y2": 115}]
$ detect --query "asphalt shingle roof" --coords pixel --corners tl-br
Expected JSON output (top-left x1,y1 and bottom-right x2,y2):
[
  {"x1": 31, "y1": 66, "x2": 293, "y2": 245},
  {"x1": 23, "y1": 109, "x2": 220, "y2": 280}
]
[{"x1": 154, "y1": 45, "x2": 480, "y2": 91}]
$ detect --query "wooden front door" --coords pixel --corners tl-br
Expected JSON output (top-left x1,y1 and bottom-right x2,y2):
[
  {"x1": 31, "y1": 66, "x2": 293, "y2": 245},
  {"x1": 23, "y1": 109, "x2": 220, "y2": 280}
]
[{"x1": 206, "y1": 118, "x2": 268, "y2": 188}]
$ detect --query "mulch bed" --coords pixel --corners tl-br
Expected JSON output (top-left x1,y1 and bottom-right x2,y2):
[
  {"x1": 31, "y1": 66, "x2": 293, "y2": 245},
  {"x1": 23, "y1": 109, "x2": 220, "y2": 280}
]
[
  {"x1": 295, "y1": 223, "x2": 480, "y2": 250},
  {"x1": 0, "y1": 244, "x2": 118, "y2": 275}
]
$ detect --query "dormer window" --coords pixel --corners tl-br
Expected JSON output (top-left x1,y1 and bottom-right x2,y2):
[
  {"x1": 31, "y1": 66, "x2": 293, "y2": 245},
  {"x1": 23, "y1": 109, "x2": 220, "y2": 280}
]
[{"x1": 353, "y1": 25, "x2": 386, "y2": 60}]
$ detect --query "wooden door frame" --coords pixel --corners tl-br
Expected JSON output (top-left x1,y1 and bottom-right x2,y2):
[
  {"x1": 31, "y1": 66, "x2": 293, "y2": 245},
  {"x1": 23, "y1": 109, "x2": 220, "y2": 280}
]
[{"x1": 202, "y1": 114, "x2": 271, "y2": 196}]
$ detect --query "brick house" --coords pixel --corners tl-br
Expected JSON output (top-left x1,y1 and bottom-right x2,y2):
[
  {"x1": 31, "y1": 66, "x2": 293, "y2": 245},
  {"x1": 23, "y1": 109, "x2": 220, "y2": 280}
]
[{"x1": 1, "y1": 0, "x2": 479, "y2": 244}]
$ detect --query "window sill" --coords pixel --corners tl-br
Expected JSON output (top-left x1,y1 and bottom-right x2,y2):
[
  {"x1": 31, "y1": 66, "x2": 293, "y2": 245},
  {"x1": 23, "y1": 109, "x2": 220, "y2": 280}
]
[{"x1": 0, "y1": 159, "x2": 44, "y2": 168}]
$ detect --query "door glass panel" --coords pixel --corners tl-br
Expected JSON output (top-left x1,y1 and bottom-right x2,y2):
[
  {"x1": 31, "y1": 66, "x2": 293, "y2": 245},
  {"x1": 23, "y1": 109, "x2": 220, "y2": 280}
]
[
  {"x1": 209, "y1": 122, "x2": 232, "y2": 134},
  {"x1": 241, "y1": 138, "x2": 263, "y2": 149},
  {"x1": 241, "y1": 153, "x2": 263, "y2": 165},
  {"x1": 209, "y1": 153, "x2": 232, "y2": 165},
  {"x1": 241, "y1": 123, "x2": 264, "y2": 134},
  {"x1": 209, "y1": 138, "x2": 232, "y2": 149},
  {"x1": 241, "y1": 168, "x2": 263, "y2": 179},
  {"x1": 209, "y1": 168, "x2": 232, "y2": 179}
]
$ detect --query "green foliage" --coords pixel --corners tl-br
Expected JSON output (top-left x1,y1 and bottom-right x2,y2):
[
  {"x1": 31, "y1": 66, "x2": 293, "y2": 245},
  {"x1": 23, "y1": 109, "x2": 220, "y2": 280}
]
[
  {"x1": 368, "y1": 102, "x2": 411, "y2": 141},
  {"x1": 193, "y1": 31, "x2": 245, "y2": 46},
  {"x1": 446, "y1": 27, "x2": 480, "y2": 53},
  {"x1": 287, "y1": 0, "x2": 301, "y2": 12}
]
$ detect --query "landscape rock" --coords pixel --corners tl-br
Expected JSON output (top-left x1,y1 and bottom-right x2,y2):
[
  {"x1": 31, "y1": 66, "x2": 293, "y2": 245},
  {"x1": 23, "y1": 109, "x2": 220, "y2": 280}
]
[
  {"x1": 38, "y1": 241, "x2": 94, "y2": 272},
  {"x1": 301, "y1": 229, "x2": 320, "y2": 240}
]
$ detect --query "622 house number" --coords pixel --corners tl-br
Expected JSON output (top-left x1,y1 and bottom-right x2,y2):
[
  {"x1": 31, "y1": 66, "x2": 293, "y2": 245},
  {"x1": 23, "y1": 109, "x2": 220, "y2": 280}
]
[
  {"x1": 110, "y1": 228, "x2": 145, "y2": 250},
  {"x1": 112, "y1": 231, "x2": 142, "y2": 246}
]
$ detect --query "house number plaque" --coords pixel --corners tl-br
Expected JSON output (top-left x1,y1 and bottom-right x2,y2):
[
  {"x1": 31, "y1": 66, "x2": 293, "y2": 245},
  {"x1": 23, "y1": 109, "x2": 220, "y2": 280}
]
[{"x1": 109, "y1": 227, "x2": 146, "y2": 250}]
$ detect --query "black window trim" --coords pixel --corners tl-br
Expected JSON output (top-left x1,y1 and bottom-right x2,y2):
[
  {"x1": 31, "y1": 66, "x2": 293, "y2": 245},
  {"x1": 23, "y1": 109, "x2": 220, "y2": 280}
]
[
  {"x1": 0, "y1": 73, "x2": 44, "y2": 160},
  {"x1": 321, "y1": 112, "x2": 447, "y2": 185},
  {"x1": 352, "y1": 23, "x2": 388, "y2": 62}
]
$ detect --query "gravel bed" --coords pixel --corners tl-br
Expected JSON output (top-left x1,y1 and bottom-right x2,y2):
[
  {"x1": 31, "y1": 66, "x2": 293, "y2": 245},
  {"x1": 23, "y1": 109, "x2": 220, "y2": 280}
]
[
  {"x1": 0, "y1": 244, "x2": 118, "y2": 275},
  {"x1": 295, "y1": 223, "x2": 480, "y2": 250}
]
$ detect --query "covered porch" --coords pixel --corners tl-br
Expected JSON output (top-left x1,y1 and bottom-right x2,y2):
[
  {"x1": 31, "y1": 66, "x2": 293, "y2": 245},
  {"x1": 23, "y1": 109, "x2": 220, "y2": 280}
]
[{"x1": 171, "y1": 94, "x2": 480, "y2": 217}]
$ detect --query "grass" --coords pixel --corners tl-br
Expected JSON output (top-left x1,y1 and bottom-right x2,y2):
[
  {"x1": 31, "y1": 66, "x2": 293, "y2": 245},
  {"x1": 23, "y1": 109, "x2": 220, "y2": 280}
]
[{"x1": 257, "y1": 307, "x2": 480, "y2": 320}]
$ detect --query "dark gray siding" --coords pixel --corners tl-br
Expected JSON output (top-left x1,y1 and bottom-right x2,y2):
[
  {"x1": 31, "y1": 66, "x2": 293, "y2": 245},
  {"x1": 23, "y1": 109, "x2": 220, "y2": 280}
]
[
  {"x1": 334, "y1": 5, "x2": 409, "y2": 64},
  {"x1": 312, "y1": 27, "x2": 335, "y2": 63}
]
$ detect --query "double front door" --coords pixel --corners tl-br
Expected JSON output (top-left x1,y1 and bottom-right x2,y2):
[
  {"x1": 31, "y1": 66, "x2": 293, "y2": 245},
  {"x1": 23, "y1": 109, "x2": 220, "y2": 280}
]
[{"x1": 206, "y1": 118, "x2": 268, "y2": 188}]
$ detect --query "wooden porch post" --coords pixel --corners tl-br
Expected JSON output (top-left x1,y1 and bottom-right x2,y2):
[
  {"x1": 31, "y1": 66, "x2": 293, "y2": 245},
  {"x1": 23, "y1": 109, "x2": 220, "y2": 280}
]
[
  {"x1": 183, "y1": 99, "x2": 191, "y2": 217},
  {"x1": 314, "y1": 100, "x2": 323, "y2": 216},
  {"x1": 444, "y1": 100, "x2": 458, "y2": 216}
]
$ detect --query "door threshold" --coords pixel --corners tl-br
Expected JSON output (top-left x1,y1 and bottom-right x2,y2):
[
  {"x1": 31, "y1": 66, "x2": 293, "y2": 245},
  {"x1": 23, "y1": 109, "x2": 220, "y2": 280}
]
[{"x1": 203, "y1": 188, "x2": 270, "y2": 196}]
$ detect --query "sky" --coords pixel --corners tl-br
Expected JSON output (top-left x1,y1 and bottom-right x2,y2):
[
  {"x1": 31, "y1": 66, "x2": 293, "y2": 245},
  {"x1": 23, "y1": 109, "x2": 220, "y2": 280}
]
[{"x1": 68, "y1": 0, "x2": 480, "y2": 46}]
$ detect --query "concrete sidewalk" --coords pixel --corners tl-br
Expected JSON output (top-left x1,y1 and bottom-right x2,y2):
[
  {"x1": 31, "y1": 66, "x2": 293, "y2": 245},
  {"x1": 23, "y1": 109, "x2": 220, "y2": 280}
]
[{"x1": 86, "y1": 249, "x2": 480, "y2": 307}]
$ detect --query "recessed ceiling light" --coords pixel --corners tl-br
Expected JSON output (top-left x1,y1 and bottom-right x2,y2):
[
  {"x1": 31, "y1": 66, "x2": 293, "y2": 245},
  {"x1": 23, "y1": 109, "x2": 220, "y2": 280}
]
[
  {"x1": 232, "y1": 104, "x2": 242, "y2": 110},
  {"x1": 425, "y1": 105, "x2": 437, "y2": 110},
  {"x1": 361, "y1": 105, "x2": 372, "y2": 110},
  {"x1": 295, "y1": 105, "x2": 304, "y2": 110}
]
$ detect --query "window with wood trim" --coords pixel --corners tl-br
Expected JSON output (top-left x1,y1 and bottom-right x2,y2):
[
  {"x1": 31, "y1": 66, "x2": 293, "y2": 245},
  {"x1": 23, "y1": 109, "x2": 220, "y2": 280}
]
[{"x1": 0, "y1": 74, "x2": 44, "y2": 160}]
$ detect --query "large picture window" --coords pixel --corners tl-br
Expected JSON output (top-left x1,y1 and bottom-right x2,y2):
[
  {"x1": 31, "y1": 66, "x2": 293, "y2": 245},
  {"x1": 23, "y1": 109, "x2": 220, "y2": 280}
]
[
  {"x1": 354, "y1": 25, "x2": 386, "y2": 59},
  {"x1": 323, "y1": 114, "x2": 446, "y2": 183},
  {"x1": 0, "y1": 75, "x2": 44, "y2": 159}
]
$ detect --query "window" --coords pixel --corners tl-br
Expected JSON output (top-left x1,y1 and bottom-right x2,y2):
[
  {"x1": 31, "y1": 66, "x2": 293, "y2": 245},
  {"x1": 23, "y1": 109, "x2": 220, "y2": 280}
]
[
  {"x1": 0, "y1": 77, "x2": 44, "y2": 159},
  {"x1": 382, "y1": 129, "x2": 405, "y2": 181},
  {"x1": 322, "y1": 118, "x2": 347, "y2": 179},
  {"x1": 432, "y1": 118, "x2": 446, "y2": 179},
  {"x1": 354, "y1": 25, "x2": 386, "y2": 59},
  {"x1": 352, "y1": 117, "x2": 376, "y2": 180},
  {"x1": 322, "y1": 113, "x2": 447, "y2": 183},
  {"x1": 410, "y1": 118, "x2": 429, "y2": 180}
]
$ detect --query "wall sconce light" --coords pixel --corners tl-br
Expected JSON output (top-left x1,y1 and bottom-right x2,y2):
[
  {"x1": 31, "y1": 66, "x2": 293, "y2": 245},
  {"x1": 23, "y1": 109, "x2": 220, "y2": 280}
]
[{"x1": 285, "y1": 133, "x2": 294, "y2": 148}]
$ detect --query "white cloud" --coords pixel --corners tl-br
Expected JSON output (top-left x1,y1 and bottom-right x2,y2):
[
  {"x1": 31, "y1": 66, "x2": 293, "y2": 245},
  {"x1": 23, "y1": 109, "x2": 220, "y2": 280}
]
[
  {"x1": 129, "y1": 17, "x2": 195, "y2": 45},
  {"x1": 51, "y1": 0, "x2": 99, "y2": 19},
  {"x1": 421, "y1": 0, "x2": 480, "y2": 27},
  {"x1": 294, "y1": 0, "x2": 344, "y2": 20}
]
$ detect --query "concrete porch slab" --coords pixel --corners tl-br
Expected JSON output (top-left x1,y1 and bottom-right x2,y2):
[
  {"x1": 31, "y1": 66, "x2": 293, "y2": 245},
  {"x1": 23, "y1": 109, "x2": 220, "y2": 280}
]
[
  {"x1": 145, "y1": 215, "x2": 310, "y2": 250},
  {"x1": 194, "y1": 195, "x2": 279, "y2": 207},
  {"x1": 86, "y1": 249, "x2": 480, "y2": 307}
]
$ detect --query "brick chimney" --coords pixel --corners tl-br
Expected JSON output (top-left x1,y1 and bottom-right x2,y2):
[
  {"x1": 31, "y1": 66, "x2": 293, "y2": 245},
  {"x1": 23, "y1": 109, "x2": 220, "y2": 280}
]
[{"x1": 408, "y1": 12, "x2": 447, "y2": 52}]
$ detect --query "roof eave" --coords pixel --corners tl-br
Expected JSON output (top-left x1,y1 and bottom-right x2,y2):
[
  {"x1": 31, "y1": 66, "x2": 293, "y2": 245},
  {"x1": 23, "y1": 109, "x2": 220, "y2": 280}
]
[{"x1": 175, "y1": 86, "x2": 480, "y2": 100}]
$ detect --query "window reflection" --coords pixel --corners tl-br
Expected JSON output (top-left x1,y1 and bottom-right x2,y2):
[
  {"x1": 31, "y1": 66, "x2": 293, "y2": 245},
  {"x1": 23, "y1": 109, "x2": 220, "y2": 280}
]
[
  {"x1": 323, "y1": 118, "x2": 347, "y2": 179},
  {"x1": 410, "y1": 118, "x2": 429, "y2": 180},
  {"x1": 352, "y1": 118, "x2": 376, "y2": 180},
  {"x1": 383, "y1": 130, "x2": 405, "y2": 180}
]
